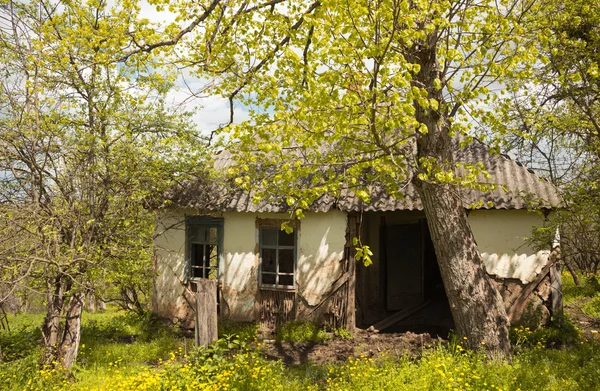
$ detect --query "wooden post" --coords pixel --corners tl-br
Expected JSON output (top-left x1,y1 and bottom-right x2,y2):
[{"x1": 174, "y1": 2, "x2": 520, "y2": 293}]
[
  {"x1": 550, "y1": 228, "x2": 563, "y2": 326},
  {"x1": 347, "y1": 215, "x2": 357, "y2": 332},
  {"x1": 550, "y1": 249, "x2": 563, "y2": 326},
  {"x1": 194, "y1": 279, "x2": 218, "y2": 348}
]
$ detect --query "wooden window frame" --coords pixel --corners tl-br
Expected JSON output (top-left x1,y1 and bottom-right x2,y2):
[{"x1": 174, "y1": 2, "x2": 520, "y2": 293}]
[
  {"x1": 257, "y1": 219, "x2": 298, "y2": 291},
  {"x1": 185, "y1": 216, "x2": 224, "y2": 282}
]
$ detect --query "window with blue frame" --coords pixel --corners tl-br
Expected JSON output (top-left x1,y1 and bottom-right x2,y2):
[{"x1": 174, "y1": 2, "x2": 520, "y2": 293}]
[
  {"x1": 187, "y1": 217, "x2": 222, "y2": 280},
  {"x1": 259, "y1": 227, "x2": 296, "y2": 289}
]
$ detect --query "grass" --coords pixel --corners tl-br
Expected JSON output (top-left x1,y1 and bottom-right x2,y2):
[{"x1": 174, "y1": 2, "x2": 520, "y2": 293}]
[
  {"x1": 563, "y1": 273, "x2": 600, "y2": 319},
  {"x1": 1, "y1": 274, "x2": 600, "y2": 390}
]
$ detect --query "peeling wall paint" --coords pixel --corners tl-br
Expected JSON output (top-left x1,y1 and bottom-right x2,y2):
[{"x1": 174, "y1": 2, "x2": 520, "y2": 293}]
[
  {"x1": 468, "y1": 210, "x2": 550, "y2": 283},
  {"x1": 220, "y1": 212, "x2": 258, "y2": 321},
  {"x1": 297, "y1": 210, "x2": 347, "y2": 308}
]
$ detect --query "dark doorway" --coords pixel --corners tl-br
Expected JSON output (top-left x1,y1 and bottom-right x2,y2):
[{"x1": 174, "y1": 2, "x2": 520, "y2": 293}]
[
  {"x1": 382, "y1": 220, "x2": 453, "y2": 336},
  {"x1": 385, "y1": 224, "x2": 423, "y2": 311}
]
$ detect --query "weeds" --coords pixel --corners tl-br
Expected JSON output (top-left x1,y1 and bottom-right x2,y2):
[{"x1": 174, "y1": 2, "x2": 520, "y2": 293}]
[
  {"x1": 2, "y1": 302, "x2": 600, "y2": 391},
  {"x1": 276, "y1": 321, "x2": 330, "y2": 343},
  {"x1": 218, "y1": 320, "x2": 259, "y2": 342}
]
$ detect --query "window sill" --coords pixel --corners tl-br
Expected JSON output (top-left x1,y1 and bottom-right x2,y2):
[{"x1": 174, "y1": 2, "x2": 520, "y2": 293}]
[{"x1": 259, "y1": 285, "x2": 297, "y2": 293}]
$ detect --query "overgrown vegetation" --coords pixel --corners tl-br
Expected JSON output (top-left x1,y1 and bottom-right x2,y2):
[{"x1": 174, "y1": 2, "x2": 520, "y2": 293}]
[
  {"x1": 276, "y1": 321, "x2": 331, "y2": 343},
  {"x1": 1, "y1": 297, "x2": 600, "y2": 390}
]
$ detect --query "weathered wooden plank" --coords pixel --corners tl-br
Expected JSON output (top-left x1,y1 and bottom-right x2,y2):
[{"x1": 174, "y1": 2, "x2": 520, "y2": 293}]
[
  {"x1": 347, "y1": 214, "x2": 358, "y2": 331},
  {"x1": 370, "y1": 300, "x2": 432, "y2": 332},
  {"x1": 257, "y1": 289, "x2": 296, "y2": 331},
  {"x1": 194, "y1": 279, "x2": 218, "y2": 348},
  {"x1": 550, "y1": 248, "x2": 563, "y2": 326},
  {"x1": 507, "y1": 261, "x2": 551, "y2": 324}
]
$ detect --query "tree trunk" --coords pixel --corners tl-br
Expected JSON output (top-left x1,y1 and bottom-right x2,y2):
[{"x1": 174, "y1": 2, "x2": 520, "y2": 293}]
[
  {"x1": 86, "y1": 291, "x2": 96, "y2": 312},
  {"x1": 60, "y1": 293, "x2": 84, "y2": 369},
  {"x1": 563, "y1": 259, "x2": 580, "y2": 286},
  {"x1": 42, "y1": 277, "x2": 65, "y2": 364},
  {"x1": 414, "y1": 126, "x2": 511, "y2": 357},
  {"x1": 416, "y1": 179, "x2": 511, "y2": 355},
  {"x1": 410, "y1": 30, "x2": 511, "y2": 357}
]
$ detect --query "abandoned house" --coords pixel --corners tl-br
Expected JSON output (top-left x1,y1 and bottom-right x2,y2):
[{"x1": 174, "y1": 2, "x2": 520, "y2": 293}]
[{"x1": 153, "y1": 139, "x2": 562, "y2": 334}]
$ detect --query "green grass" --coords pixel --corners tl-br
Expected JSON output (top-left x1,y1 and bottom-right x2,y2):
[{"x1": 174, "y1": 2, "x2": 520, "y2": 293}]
[
  {"x1": 0, "y1": 309, "x2": 182, "y2": 390},
  {"x1": 563, "y1": 273, "x2": 600, "y2": 319},
  {"x1": 218, "y1": 319, "x2": 259, "y2": 342},
  {"x1": 1, "y1": 280, "x2": 600, "y2": 391}
]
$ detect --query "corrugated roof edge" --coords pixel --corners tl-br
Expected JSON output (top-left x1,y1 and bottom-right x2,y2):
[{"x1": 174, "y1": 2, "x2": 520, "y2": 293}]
[{"x1": 164, "y1": 137, "x2": 562, "y2": 213}]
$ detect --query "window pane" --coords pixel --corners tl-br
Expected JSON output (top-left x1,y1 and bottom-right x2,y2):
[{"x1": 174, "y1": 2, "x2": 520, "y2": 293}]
[
  {"x1": 190, "y1": 227, "x2": 206, "y2": 243},
  {"x1": 278, "y1": 230, "x2": 294, "y2": 246},
  {"x1": 279, "y1": 275, "x2": 293, "y2": 286},
  {"x1": 192, "y1": 267, "x2": 204, "y2": 278},
  {"x1": 261, "y1": 228, "x2": 278, "y2": 246},
  {"x1": 208, "y1": 227, "x2": 218, "y2": 244},
  {"x1": 279, "y1": 249, "x2": 294, "y2": 273},
  {"x1": 261, "y1": 248, "x2": 277, "y2": 273},
  {"x1": 208, "y1": 245, "x2": 218, "y2": 268},
  {"x1": 262, "y1": 273, "x2": 276, "y2": 285},
  {"x1": 192, "y1": 244, "x2": 204, "y2": 267},
  {"x1": 207, "y1": 268, "x2": 218, "y2": 280}
]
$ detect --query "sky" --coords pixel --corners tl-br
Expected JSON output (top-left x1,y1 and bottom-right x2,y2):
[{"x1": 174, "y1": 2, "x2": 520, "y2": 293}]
[{"x1": 138, "y1": 1, "x2": 250, "y2": 137}]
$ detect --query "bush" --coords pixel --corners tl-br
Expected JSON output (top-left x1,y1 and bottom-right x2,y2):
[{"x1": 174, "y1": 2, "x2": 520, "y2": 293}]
[
  {"x1": 276, "y1": 321, "x2": 330, "y2": 343},
  {"x1": 218, "y1": 320, "x2": 259, "y2": 342}
]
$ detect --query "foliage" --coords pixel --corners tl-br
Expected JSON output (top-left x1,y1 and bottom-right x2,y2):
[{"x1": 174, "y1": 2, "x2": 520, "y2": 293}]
[
  {"x1": 218, "y1": 320, "x2": 259, "y2": 343},
  {"x1": 0, "y1": 0, "x2": 207, "y2": 365},
  {"x1": 510, "y1": 319, "x2": 580, "y2": 350},
  {"x1": 276, "y1": 321, "x2": 331, "y2": 344},
  {"x1": 332, "y1": 328, "x2": 353, "y2": 341},
  {"x1": 563, "y1": 274, "x2": 600, "y2": 303},
  {"x1": 494, "y1": 0, "x2": 600, "y2": 285},
  {"x1": 562, "y1": 273, "x2": 600, "y2": 320}
]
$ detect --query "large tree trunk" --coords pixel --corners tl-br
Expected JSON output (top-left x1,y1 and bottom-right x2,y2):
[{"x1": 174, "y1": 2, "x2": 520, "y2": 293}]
[
  {"x1": 411, "y1": 29, "x2": 511, "y2": 357},
  {"x1": 414, "y1": 115, "x2": 511, "y2": 356},
  {"x1": 42, "y1": 276, "x2": 65, "y2": 364},
  {"x1": 417, "y1": 178, "x2": 511, "y2": 355},
  {"x1": 60, "y1": 293, "x2": 84, "y2": 369}
]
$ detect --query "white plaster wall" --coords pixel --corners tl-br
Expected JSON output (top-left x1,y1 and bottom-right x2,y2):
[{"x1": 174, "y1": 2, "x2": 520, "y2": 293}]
[
  {"x1": 153, "y1": 212, "x2": 188, "y2": 319},
  {"x1": 154, "y1": 210, "x2": 348, "y2": 322},
  {"x1": 297, "y1": 210, "x2": 347, "y2": 307},
  {"x1": 469, "y1": 209, "x2": 549, "y2": 283},
  {"x1": 221, "y1": 212, "x2": 259, "y2": 321},
  {"x1": 220, "y1": 210, "x2": 348, "y2": 319}
]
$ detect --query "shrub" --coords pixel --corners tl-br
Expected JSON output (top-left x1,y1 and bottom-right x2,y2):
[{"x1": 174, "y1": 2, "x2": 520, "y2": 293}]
[
  {"x1": 332, "y1": 327, "x2": 353, "y2": 340},
  {"x1": 276, "y1": 321, "x2": 330, "y2": 343},
  {"x1": 218, "y1": 320, "x2": 259, "y2": 342}
]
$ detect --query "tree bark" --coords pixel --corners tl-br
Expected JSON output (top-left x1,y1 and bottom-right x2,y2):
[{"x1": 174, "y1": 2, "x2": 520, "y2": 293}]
[
  {"x1": 563, "y1": 259, "x2": 580, "y2": 286},
  {"x1": 416, "y1": 174, "x2": 511, "y2": 355},
  {"x1": 414, "y1": 122, "x2": 512, "y2": 356},
  {"x1": 60, "y1": 293, "x2": 84, "y2": 369},
  {"x1": 42, "y1": 276, "x2": 65, "y2": 364}
]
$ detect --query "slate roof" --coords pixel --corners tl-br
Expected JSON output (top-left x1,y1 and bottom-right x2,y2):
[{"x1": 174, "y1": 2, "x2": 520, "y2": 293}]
[{"x1": 174, "y1": 138, "x2": 561, "y2": 212}]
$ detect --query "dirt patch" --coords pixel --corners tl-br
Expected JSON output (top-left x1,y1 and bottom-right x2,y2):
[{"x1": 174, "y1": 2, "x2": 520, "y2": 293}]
[{"x1": 260, "y1": 330, "x2": 445, "y2": 366}]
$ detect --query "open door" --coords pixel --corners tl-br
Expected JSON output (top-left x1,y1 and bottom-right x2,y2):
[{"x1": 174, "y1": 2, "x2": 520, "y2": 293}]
[{"x1": 386, "y1": 224, "x2": 423, "y2": 311}]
